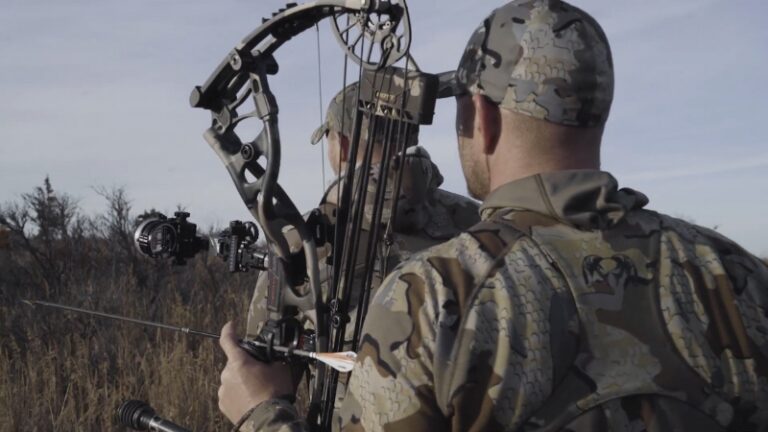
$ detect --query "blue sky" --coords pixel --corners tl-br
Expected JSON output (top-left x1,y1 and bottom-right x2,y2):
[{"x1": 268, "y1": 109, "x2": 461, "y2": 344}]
[{"x1": 1, "y1": 0, "x2": 766, "y2": 256}]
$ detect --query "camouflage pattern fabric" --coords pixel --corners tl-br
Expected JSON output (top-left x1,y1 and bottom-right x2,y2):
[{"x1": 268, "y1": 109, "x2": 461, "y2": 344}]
[
  {"x1": 245, "y1": 145, "x2": 480, "y2": 340},
  {"x1": 453, "y1": 0, "x2": 614, "y2": 127},
  {"x1": 238, "y1": 170, "x2": 768, "y2": 431},
  {"x1": 242, "y1": 145, "x2": 479, "y2": 424}
]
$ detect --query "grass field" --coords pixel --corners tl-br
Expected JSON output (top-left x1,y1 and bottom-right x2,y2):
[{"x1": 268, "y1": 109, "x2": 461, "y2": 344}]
[
  {"x1": 2, "y1": 179, "x2": 766, "y2": 431},
  {"x1": 0, "y1": 181, "x2": 255, "y2": 431}
]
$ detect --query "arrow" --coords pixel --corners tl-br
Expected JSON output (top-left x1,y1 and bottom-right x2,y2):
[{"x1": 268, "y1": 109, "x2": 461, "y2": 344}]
[{"x1": 21, "y1": 299, "x2": 356, "y2": 373}]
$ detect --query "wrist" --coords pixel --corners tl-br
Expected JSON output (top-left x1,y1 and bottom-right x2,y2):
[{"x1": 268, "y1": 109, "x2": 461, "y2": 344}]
[{"x1": 232, "y1": 398, "x2": 297, "y2": 431}]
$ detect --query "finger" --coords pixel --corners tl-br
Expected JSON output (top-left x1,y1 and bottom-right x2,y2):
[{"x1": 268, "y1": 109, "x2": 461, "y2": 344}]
[{"x1": 219, "y1": 321, "x2": 247, "y2": 362}]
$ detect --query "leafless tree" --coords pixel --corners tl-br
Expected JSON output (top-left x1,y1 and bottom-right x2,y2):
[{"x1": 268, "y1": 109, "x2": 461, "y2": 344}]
[{"x1": 0, "y1": 177, "x2": 84, "y2": 297}]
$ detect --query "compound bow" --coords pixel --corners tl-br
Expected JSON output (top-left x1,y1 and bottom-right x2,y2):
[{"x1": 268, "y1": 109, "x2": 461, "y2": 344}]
[{"x1": 190, "y1": 1, "x2": 439, "y2": 430}]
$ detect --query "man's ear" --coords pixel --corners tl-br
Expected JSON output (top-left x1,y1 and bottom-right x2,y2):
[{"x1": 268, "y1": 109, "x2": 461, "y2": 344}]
[{"x1": 473, "y1": 94, "x2": 501, "y2": 155}]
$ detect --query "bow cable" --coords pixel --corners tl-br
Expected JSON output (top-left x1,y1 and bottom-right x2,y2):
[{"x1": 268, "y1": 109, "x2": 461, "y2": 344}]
[
  {"x1": 321, "y1": 27, "x2": 409, "y2": 430},
  {"x1": 315, "y1": 23, "x2": 327, "y2": 192},
  {"x1": 379, "y1": 56, "x2": 417, "y2": 294}
]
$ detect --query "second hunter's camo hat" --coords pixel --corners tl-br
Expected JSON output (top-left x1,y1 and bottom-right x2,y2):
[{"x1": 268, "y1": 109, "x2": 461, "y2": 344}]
[
  {"x1": 311, "y1": 84, "x2": 359, "y2": 145},
  {"x1": 310, "y1": 83, "x2": 419, "y2": 145},
  {"x1": 451, "y1": 0, "x2": 614, "y2": 127}
]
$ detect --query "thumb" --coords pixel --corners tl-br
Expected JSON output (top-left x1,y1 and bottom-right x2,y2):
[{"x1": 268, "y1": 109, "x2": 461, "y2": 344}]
[{"x1": 219, "y1": 320, "x2": 248, "y2": 362}]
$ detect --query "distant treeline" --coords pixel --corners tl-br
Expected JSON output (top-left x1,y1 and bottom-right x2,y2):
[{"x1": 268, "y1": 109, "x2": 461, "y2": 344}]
[{"x1": 0, "y1": 178, "x2": 254, "y2": 431}]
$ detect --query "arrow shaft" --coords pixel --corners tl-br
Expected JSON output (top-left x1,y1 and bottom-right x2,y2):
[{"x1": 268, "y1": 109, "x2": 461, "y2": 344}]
[
  {"x1": 26, "y1": 300, "x2": 220, "y2": 339},
  {"x1": 23, "y1": 299, "x2": 356, "y2": 371}
]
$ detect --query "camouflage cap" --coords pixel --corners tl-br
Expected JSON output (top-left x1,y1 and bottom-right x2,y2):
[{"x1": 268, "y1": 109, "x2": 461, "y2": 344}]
[
  {"x1": 311, "y1": 84, "x2": 359, "y2": 145},
  {"x1": 310, "y1": 83, "x2": 419, "y2": 145},
  {"x1": 452, "y1": 0, "x2": 614, "y2": 127}
]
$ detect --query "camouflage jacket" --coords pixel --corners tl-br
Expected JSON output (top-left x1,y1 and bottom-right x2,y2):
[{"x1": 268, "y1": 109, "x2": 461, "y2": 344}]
[
  {"x1": 241, "y1": 146, "x2": 478, "y2": 424},
  {"x1": 239, "y1": 170, "x2": 768, "y2": 431},
  {"x1": 245, "y1": 146, "x2": 480, "y2": 340}
]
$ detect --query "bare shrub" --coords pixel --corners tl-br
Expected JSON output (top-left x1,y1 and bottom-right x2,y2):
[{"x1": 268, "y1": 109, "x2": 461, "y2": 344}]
[{"x1": 0, "y1": 178, "x2": 254, "y2": 430}]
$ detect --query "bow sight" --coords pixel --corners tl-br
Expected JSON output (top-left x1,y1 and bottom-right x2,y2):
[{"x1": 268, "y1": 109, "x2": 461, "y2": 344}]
[
  {"x1": 133, "y1": 212, "x2": 268, "y2": 273},
  {"x1": 134, "y1": 212, "x2": 208, "y2": 265}
]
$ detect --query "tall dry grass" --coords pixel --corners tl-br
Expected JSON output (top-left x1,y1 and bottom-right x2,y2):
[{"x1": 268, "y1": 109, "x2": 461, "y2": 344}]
[{"x1": 0, "y1": 179, "x2": 254, "y2": 431}]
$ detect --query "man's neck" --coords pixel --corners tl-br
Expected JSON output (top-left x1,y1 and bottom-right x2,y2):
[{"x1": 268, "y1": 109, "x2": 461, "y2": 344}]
[{"x1": 488, "y1": 146, "x2": 601, "y2": 193}]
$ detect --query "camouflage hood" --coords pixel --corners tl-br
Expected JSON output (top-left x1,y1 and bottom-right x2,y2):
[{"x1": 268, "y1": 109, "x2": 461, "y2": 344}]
[
  {"x1": 321, "y1": 146, "x2": 461, "y2": 234},
  {"x1": 480, "y1": 170, "x2": 649, "y2": 229}
]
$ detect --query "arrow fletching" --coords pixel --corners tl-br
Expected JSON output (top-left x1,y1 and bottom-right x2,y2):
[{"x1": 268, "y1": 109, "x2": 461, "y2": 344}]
[{"x1": 313, "y1": 351, "x2": 357, "y2": 373}]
